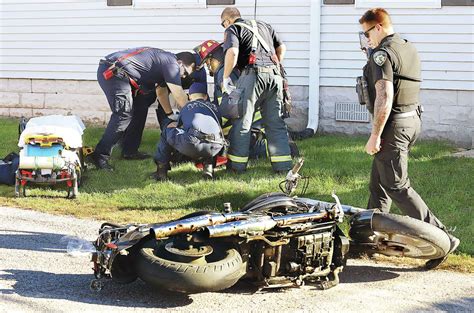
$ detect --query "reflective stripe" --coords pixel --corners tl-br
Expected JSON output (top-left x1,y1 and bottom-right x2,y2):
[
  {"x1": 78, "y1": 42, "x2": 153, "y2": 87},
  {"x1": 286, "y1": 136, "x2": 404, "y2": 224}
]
[
  {"x1": 270, "y1": 155, "x2": 292, "y2": 162},
  {"x1": 223, "y1": 125, "x2": 231, "y2": 136},
  {"x1": 217, "y1": 96, "x2": 222, "y2": 105},
  {"x1": 264, "y1": 139, "x2": 269, "y2": 157},
  {"x1": 254, "y1": 111, "x2": 262, "y2": 122},
  {"x1": 222, "y1": 116, "x2": 228, "y2": 124},
  {"x1": 228, "y1": 154, "x2": 249, "y2": 163}
]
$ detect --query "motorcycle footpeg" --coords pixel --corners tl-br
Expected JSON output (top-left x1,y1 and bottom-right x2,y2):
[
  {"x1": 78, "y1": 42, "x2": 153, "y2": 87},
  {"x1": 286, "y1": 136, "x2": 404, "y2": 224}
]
[{"x1": 90, "y1": 279, "x2": 105, "y2": 292}]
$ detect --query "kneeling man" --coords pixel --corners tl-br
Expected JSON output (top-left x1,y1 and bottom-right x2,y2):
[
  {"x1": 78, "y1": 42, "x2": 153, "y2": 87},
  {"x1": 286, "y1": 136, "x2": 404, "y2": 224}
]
[{"x1": 152, "y1": 83, "x2": 225, "y2": 181}]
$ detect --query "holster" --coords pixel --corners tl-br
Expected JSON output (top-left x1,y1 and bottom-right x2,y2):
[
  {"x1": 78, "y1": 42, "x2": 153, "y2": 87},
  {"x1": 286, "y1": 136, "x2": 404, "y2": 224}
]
[{"x1": 356, "y1": 76, "x2": 371, "y2": 107}]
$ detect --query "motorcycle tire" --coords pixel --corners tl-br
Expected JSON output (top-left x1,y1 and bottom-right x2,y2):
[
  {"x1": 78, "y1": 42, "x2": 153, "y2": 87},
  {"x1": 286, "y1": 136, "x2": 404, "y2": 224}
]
[
  {"x1": 355, "y1": 212, "x2": 451, "y2": 259},
  {"x1": 135, "y1": 238, "x2": 245, "y2": 293},
  {"x1": 110, "y1": 254, "x2": 138, "y2": 284}
]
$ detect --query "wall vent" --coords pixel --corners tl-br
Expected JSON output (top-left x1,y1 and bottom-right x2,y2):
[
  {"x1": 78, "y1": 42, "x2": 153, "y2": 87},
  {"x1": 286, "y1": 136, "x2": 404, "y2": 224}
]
[{"x1": 335, "y1": 102, "x2": 370, "y2": 123}]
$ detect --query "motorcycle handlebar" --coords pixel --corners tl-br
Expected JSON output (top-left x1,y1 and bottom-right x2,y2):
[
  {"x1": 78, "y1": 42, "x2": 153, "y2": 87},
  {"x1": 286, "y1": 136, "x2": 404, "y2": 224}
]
[{"x1": 291, "y1": 158, "x2": 304, "y2": 175}]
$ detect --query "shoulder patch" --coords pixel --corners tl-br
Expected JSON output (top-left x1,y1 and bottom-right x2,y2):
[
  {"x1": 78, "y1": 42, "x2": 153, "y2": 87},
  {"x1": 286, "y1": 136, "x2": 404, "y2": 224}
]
[{"x1": 373, "y1": 50, "x2": 387, "y2": 67}]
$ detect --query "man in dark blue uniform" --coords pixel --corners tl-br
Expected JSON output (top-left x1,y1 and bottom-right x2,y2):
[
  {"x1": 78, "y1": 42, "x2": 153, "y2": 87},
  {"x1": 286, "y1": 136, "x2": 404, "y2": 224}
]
[
  {"x1": 359, "y1": 8, "x2": 459, "y2": 269},
  {"x1": 152, "y1": 83, "x2": 225, "y2": 181},
  {"x1": 155, "y1": 52, "x2": 208, "y2": 131},
  {"x1": 92, "y1": 47, "x2": 195, "y2": 170}
]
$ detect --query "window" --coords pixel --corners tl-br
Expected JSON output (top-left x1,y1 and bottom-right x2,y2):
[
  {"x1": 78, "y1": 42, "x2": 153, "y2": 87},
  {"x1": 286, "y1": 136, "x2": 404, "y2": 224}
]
[
  {"x1": 107, "y1": 0, "x2": 132, "y2": 5},
  {"x1": 133, "y1": 0, "x2": 206, "y2": 9},
  {"x1": 355, "y1": 0, "x2": 441, "y2": 8}
]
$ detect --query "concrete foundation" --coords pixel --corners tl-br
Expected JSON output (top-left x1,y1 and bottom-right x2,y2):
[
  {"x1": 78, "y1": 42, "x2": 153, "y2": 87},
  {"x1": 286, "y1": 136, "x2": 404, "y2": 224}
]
[{"x1": 1, "y1": 78, "x2": 472, "y2": 148}]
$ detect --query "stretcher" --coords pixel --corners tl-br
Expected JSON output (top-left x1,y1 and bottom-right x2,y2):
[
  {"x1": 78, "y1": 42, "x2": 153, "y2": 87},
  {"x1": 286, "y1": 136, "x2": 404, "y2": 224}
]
[{"x1": 15, "y1": 115, "x2": 89, "y2": 198}]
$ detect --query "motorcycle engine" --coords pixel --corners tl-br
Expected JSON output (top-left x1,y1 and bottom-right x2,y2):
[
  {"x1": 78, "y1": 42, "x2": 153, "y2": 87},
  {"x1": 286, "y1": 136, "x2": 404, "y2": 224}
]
[{"x1": 256, "y1": 227, "x2": 336, "y2": 279}]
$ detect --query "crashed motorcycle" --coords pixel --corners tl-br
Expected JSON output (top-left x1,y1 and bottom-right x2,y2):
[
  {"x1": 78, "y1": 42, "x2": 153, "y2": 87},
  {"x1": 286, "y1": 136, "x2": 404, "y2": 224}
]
[{"x1": 89, "y1": 159, "x2": 451, "y2": 293}]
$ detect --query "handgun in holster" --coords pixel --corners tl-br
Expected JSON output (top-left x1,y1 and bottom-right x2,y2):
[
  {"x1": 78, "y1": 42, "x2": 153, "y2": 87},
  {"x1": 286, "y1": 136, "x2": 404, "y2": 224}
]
[{"x1": 356, "y1": 76, "x2": 371, "y2": 107}]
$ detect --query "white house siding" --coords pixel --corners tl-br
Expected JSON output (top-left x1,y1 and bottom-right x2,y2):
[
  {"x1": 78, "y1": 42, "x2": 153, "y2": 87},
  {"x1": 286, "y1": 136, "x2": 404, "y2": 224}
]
[
  {"x1": 1, "y1": 0, "x2": 473, "y2": 147},
  {"x1": 0, "y1": 0, "x2": 311, "y2": 129},
  {"x1": 319, "y1": 4, "x2": 473, "y2": 147}
]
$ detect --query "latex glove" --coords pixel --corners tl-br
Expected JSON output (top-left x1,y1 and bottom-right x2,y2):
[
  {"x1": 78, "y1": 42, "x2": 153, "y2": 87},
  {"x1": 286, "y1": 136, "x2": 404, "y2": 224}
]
[
  {"x1": 222, "y1": 77, "x2": 236, "y2": 94},
  {"x1": 166, "y1": 111, "x2": 179, "y2": 121}
]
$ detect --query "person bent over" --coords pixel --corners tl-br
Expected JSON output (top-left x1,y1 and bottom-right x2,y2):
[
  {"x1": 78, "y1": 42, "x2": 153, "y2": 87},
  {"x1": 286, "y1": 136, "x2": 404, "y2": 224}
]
[
  {"x1": 93, "y1": 47, "x2": 195, "y2": 171},
  {"x1": 152, "y1": 83, "x2": 225, "y2": 181}
]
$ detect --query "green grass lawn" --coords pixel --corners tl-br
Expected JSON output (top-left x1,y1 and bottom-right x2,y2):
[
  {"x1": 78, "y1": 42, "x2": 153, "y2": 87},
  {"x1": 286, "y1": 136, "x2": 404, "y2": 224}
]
[{"x1": 0, "y1": 117, "x2": 472, "y2": 269}]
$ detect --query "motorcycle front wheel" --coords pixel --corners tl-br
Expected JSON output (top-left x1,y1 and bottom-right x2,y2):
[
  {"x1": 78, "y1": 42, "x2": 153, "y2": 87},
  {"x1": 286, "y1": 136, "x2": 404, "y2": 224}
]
[
  {"x1": 350, "y1": 212, "x2": 451, "y2": 259},
  {"x1": 135, "y1": 238, "x2": 245, "y2": 293}
]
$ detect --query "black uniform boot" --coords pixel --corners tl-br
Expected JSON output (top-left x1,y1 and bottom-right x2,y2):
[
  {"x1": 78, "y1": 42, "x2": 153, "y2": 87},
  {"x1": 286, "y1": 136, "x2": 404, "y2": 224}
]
[
  {"x1": 202, "y1": 164, "x2": 214, "y2": 180},
  {"x1": 289, "y1": 140, "x2": 300, "y2": 158},
  {"x1": 91, "y1": 153, "x2": 114, "y2": 171},
  {"x1": 151, "y1": 162, "x2": 169, "y2": 181}
]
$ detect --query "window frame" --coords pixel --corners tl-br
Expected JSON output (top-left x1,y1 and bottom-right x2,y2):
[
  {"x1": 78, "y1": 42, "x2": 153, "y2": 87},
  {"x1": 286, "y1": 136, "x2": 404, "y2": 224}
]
[
  {"x1": 133, "y1": 0, "x2": 207, "y2": 9},
  {"x1": 355, "y1": 0, "x2": 441, "y2": 9}
]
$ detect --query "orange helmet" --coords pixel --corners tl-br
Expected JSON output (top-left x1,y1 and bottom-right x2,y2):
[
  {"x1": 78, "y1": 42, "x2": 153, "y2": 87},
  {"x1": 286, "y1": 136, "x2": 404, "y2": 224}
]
[{"x1": 193, "y1": 40, "x2": 221, "y2": 65}]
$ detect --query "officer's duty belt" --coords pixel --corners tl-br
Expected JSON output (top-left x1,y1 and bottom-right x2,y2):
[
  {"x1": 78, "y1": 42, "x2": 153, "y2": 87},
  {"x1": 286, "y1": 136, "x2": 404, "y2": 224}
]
[{"x1": 390, "y1": 110, "x2": 418, "y2": 119}]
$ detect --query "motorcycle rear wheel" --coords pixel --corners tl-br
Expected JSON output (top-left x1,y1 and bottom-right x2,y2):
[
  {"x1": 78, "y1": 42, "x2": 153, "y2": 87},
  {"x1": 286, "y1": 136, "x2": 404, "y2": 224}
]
[
  {"x1": 351, "y1": 212, "x2": 450, "y2": 259},
  {"x1": 135, "y1": 238, "x2": 245, "y2": 293}
]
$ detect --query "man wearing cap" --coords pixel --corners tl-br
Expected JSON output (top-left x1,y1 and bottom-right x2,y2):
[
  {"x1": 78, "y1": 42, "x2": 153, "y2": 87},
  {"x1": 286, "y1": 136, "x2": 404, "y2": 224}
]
[
  {"x1": 220, "y1": 7, "x2": 292, "y2": 173},
  {"x1": 92, "y1": 47, "x2": 196, "y2": 171},
  {"x1": 152, "y1": 82, "x2": 225, "y2": 181}
]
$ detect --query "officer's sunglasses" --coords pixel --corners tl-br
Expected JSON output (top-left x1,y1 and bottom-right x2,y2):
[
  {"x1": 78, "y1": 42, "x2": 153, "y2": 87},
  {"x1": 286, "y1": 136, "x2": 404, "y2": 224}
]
[
  {"x1": 363, "y1": 25, "x2": 377, "y2": 38},
  {"x1": 221, "y1": 19, "x2": 227, "y2": 28}
]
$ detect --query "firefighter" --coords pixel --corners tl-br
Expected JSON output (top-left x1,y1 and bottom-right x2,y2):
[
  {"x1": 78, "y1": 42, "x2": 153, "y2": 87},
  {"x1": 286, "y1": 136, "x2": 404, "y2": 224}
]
[
  {"x1": 92, "y1": 47, "x2": 196, "y2": 171},
  {"x1": 220, "y1": 7, "x2": 292, "y2": 173},
  {"x1": 155, "y1": 52, "x2": 209, "y2": 131},
  {"x1": 194, "y1": 39, "x2": 298, "y2": 161},
  {"x1": 152, "y1": 83, "x2": 225, "y2": 181}
]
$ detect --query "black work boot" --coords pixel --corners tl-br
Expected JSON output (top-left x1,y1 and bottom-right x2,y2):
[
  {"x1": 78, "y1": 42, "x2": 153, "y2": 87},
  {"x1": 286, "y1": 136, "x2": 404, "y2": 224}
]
[
  {"x1": 151, "y1": 162, "x2": 169, "y2": 181},
  {"x1": 425, "y1": 233, "x2": 460, "y2": 270},
  {"x1": 202, "y1": 163, "x2": 214, "y2": 180},
  {"x1": 91, "y1": 153, "x2": 114, "y2": 171}
]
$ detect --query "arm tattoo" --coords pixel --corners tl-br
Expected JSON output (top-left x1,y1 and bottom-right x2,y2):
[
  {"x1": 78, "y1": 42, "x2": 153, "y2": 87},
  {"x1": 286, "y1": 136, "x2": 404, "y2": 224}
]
[{"x1": 372, "y1": 80, "x2": 394, "y2": 137}]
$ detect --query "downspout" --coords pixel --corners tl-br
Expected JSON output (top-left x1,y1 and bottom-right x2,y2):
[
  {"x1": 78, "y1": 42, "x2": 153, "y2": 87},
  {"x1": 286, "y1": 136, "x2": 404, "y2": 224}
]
[{"x1": 305, "y1": 0, "x2": 321, "y2": 134}]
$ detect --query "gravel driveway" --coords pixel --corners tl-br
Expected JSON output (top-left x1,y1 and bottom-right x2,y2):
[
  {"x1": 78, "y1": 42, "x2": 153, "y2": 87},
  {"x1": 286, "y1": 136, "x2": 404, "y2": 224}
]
[{"x1": 0, "y1": 206, "x2": 472, "y2": 312}]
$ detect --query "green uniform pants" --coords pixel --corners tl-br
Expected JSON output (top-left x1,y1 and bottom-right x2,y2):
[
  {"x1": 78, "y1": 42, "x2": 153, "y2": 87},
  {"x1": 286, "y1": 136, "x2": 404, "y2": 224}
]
[
  {"x1": 227, "y1": 67, "x2": 292, "y2": 172},
  {"x1": 368, "y1": 114, "x2": 445, "y2": 229}
]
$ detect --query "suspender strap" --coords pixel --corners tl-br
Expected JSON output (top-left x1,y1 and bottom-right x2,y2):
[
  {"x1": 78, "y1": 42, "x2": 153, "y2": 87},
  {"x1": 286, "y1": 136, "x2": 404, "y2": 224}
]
[
  {"x1": 234, "y1": 20, "x2": 271, "y2": 52},
  {"x1": 114, "y1": 47, "x2": 150, "y2": 64}
]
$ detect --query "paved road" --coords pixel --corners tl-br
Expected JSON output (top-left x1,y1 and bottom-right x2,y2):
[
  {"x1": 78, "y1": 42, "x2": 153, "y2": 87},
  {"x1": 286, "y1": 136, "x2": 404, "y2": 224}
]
[{"x1": 0, "y1": 206, "x2": 472, "y2": 312}]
